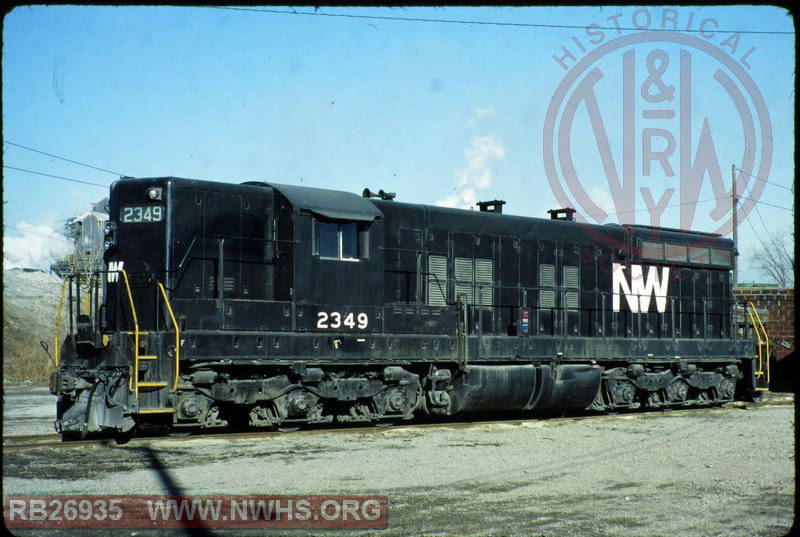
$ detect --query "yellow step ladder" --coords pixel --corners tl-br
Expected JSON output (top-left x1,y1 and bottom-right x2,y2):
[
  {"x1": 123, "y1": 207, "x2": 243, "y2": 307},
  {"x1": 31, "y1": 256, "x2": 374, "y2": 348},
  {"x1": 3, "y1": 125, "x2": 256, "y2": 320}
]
[
  {"x1": 116, "y1": 269, "x2": 180, "y2": 413},
  {"x1": 746, "y1": 302, "x2": 770, "y2": 391}
]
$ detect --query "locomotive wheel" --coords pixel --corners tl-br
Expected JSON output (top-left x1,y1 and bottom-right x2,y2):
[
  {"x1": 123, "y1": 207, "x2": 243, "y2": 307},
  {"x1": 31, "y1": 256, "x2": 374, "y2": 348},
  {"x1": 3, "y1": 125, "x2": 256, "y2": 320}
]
[
  {"x1": 718, "y1": 377, "x2": 737, "y2": 400},
  {"x1": 608, "y1": 379, "x2": 636, "y2": 407},
  {"x1": 645, "y1": 390, "x2": 664, "y2": 408},
  {"x1": 666, "y1": 378, "x2": 690, "y2": 403}
]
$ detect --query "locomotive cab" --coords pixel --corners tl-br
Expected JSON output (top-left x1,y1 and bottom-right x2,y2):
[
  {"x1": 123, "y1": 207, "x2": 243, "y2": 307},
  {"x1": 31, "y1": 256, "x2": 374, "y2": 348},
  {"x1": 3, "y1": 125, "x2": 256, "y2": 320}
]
[{"x1": 51, "y1": 178, "x2": 397, "y2": 434}]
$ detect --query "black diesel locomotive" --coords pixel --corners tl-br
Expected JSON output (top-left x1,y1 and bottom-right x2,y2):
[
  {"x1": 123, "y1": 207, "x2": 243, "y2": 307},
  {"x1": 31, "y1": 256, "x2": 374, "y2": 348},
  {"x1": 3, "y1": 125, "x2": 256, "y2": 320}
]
[{"x1": 50, "y1": 177, "x2": 767, "y2": 435}]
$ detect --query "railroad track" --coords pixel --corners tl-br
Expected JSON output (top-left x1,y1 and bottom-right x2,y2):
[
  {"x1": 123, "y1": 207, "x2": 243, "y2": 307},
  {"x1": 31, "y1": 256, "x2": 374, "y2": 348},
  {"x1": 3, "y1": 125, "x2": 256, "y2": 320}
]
[
  {"x1": 2, "y1": 433, "x2": 79, "y2": 451},
  {"x1": 3, "y1": 392, "x2": 792, "y2": 451}
]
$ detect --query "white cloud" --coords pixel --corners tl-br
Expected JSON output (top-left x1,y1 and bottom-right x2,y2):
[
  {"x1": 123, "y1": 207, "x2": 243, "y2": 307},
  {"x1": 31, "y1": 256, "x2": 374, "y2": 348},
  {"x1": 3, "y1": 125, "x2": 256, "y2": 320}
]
[
  {"x1": 586, "y1": 187, "x2": 616, "y2": 222},
  {"x1": 3, "y1": 221, "x2": 72, "y2": 271},
  {"x1": 466, "y1": 106, "x2": 496, "y2": 128},
  {"x1": 437, "y1": 134, "x2": 506, "y2": 209}
]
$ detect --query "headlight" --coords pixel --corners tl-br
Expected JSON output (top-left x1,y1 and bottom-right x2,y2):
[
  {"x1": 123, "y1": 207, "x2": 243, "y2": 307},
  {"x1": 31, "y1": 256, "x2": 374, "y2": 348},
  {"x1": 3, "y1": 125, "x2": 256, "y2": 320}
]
[
  {"x1": 103, "y1": 221, "x2": 117, "y2": 250},
  {"x1": 146, "y1": 187, "x2": 163, "y2": 201}
]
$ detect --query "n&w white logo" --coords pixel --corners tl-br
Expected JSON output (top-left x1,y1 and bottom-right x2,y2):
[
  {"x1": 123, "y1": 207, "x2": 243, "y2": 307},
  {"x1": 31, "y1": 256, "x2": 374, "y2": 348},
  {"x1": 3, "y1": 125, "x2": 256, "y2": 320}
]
[
  {"x1": 612, "y1": 262, "x2": 670, "y2": 313},
  {"x1": 107, "y1": 261, "x2": 124, "y2": 283}
]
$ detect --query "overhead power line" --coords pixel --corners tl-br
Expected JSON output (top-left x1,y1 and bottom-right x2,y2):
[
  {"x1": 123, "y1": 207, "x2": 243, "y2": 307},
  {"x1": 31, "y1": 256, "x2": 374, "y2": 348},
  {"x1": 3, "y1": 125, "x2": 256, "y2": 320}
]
[
  {"x1": 4, "y1": 142, "x2": 792, "y2": 215},
  {"x1": 3, "y1": 166, "x2": 109, "y2": 188},
  {"x1": 4, "y1": 140, "x2": 125, "y2": 177},
  {"x1": 216, "y1": 6, "x2": 795, "y2": 36},
  {"x1": 735, "y1": 167, "x2": 794, "y2": 193},
  {"x1": 739, "y1": 197, "x2": 794, "y2": 212},
  {"x1": 579, "y1": 192, "x2": 793, "y2": 221}
]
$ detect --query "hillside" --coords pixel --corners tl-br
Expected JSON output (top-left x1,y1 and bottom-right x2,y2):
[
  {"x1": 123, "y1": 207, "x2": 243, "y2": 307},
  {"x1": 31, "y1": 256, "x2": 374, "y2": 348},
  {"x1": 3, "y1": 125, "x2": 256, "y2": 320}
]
[{"x1": 3, "y1": 268, "x2": 67, "y2": 384}]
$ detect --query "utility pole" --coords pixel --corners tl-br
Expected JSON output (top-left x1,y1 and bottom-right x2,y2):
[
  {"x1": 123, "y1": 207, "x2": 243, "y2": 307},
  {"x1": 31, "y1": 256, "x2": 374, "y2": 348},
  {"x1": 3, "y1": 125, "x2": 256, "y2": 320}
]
[{"x1": 731, "y1": 164, "x2": 738, "y2": 286}]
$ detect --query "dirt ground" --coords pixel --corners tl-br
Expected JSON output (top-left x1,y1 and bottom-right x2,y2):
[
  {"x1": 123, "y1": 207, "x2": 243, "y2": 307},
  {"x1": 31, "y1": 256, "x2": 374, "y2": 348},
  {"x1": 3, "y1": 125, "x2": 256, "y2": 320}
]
[
  {"x1": 2, "y1": 269, "x2": 66, "y2": 383},
  {"x1": 2, "y1": 386, "x2": 795, "y2": 537}
]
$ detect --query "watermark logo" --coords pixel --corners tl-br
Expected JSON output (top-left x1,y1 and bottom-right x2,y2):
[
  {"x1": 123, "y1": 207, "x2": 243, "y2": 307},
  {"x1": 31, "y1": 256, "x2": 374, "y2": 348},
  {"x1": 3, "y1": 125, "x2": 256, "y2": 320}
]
[
  {"x1": 543, "y1": 8, "x2": 772, "y2": 240},
  {"x1": 5, "y1": 494, "x2": 387, "y2": 529}
]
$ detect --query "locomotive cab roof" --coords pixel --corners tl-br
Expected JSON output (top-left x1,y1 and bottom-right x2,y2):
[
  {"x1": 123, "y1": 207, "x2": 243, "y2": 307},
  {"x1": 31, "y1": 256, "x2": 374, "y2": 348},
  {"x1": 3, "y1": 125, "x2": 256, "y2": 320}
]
[{"x1": 270, "y1": 182, "x2": 383, "y2": 222}]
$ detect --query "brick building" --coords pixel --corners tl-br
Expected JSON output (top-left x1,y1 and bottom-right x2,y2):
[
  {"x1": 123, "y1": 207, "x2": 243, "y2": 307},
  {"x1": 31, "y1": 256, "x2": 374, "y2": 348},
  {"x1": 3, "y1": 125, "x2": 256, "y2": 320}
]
[{"x1": 733, "y1": 286, "x2": 795, "y2": 391}]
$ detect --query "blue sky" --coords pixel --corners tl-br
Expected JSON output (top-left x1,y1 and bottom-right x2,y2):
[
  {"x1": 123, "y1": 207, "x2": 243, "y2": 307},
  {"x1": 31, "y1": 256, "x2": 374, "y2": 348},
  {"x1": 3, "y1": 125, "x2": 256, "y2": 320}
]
[{"x1": 2, "y1": 5, "x2": 795, "y2": 283}]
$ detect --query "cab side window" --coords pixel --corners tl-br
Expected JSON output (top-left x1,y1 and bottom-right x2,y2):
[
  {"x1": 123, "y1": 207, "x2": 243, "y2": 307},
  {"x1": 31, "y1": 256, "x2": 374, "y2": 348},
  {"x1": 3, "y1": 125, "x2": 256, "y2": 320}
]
[{"x1": 315, "y1": 219, "x2": 365, "y2": 260}]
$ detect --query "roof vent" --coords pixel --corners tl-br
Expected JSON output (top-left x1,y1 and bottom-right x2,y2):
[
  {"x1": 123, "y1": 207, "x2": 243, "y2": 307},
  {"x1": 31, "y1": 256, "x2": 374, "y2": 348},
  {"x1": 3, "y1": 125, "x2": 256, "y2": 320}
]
[
  {"x1": 477, "y1": 199, "x2": 506, "y2": 214},
  {"x1": 547, "y1": 207, "x2": 576, "y2": 221}
]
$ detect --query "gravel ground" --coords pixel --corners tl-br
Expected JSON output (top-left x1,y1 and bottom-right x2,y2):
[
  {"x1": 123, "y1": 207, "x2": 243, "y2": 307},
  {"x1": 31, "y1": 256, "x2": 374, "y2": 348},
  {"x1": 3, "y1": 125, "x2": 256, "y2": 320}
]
[
  {"x1": 2, "y1": 386, "x2": 795, "y2": 537},
  {"x1": 2, "y1": 385, "x2": 56, "y2": 436}
]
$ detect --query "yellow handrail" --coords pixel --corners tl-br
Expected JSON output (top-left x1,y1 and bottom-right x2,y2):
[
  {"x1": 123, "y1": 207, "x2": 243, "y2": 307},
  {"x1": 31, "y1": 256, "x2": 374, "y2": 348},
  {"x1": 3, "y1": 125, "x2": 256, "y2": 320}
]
[
  {"x1": 54, "y1": 277, "x2": 68, "y2": 367},
  {"x1": 117, "y1": 270, "x2": 180, "y2": 398},
  {"x1": 117, "y1": 269, "x2": 141, "y2": 396},
  {"x1": 84, "y1": 283, "x2": 92, "y2": 315},
  {"x1": 156, "y1": 282, "x2": 181, "y2": 392},
  {"x1": 58, "y1": 269, "x2": 177, "y2": 403},
  {"x1": 746, "y1": 301, "x2": 770, "y2": 387}
]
